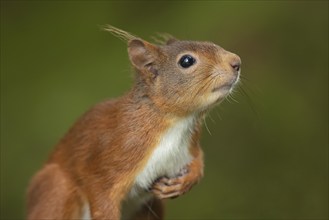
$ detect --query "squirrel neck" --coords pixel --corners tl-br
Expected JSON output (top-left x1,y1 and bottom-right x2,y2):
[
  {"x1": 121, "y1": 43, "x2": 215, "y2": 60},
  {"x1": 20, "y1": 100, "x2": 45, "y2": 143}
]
[
  {"x1": 130, "y1": 71, "x2": 207, "y2": 118},
  {"x1": 128, "y1": 82, "x2": 202, "y2": 120}
]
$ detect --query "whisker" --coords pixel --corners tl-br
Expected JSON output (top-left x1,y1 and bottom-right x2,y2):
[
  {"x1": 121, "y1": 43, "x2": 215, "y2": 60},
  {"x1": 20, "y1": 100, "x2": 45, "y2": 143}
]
[
  {"x1": 195, "y1": 73, "x2": 218, "y2": 96},
  {"x1": 216, "y1": 110, "x2": 223, "y2": 120},
  {"x1": 239, "y1": 76, "x2": 261, "y2": 96},
  {"x1": 203, "y1": 117, "x2": 212, "y2": 136},
  {"x1": 144, "y1": 200, "x2": 159, "y2": 219},
  {"x1": 239, "y1": 75, "x2": 249, "y2": 81},
  {"x1": 228, "y1": 93, "x2": 239, "y2": 103},
  {"x1": 190, "y1": 74, "x2": 215, "y2": 103},
  {"x1": 225, "y1": 96, "x2": 233, "y2": 104},
  {"x1": 238, "y1": 86, "x2": 260, "y2": 118},
  {"x1": 207, "y1": 112, "x2": 216, "y2": 124}
]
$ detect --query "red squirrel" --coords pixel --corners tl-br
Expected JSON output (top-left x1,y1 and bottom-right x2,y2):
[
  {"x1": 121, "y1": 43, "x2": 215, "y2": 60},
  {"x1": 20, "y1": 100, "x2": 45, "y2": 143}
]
[{"x1": 27, "y1": 25, "x2": 241, "y2": 220}]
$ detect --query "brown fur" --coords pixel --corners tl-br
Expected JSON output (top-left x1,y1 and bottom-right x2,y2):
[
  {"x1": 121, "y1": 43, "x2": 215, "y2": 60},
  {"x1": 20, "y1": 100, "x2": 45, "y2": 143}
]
[{"x1": 27, "y1": 26, "x2": 241, "y2": 220}]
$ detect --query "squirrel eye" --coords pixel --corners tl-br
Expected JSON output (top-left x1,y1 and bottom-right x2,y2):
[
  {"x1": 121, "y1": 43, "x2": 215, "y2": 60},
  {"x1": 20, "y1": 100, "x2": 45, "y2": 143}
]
[{"x1": 179, "y1": 55, "x2": 196, "y2": 68}]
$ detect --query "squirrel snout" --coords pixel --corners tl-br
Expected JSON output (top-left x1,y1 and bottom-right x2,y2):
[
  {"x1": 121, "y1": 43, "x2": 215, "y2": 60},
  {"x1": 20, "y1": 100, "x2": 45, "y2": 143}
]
[{"x1": 229, "y1": 56, "x2": 241, "y2": 72}]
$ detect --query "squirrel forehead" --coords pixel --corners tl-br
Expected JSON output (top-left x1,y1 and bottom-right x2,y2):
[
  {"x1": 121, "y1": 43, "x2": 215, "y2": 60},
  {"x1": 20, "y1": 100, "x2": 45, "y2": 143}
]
[{"x1": 161, "y1": 41, "x2": 221, "y2": 57}]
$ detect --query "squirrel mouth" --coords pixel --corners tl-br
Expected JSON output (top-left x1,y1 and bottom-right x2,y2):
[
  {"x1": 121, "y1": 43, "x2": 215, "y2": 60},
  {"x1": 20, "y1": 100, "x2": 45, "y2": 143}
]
[
  {"x1": 212, "y1": 74, "x2": 239, "y2": 93},
  {"x1": 212, "y1": 84, "x2": 233, "y2": 93}
]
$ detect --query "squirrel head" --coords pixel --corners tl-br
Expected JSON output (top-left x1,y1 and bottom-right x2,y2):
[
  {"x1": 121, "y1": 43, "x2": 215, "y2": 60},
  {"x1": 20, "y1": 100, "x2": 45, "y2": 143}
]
[{"x1": 104, "y1": 25, "x2": 241, "y2": 115}]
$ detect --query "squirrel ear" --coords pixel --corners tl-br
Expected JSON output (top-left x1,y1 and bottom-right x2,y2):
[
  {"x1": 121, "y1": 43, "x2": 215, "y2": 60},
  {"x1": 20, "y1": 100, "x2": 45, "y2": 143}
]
[{"x1": 128, "y1": 39, "x2": 158, "y2": 72}]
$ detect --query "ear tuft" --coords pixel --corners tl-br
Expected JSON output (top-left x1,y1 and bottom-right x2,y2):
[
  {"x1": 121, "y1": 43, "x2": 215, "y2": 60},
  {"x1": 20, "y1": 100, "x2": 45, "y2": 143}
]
[
  {"x1": 102, "y1": 25, "x2": 137, "y2": 42},
  {"x1": 166, "y1": 37, "x2": 177, "y2": 45},
  {"x1": 151, "y1": 32, "x2": 178, "y2": 45}
]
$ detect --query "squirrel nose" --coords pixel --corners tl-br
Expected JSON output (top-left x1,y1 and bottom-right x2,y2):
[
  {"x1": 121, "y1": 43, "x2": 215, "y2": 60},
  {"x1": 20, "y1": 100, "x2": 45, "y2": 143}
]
[{"x1": 230, "y1": 56, "x2": 241, "y2": 72}]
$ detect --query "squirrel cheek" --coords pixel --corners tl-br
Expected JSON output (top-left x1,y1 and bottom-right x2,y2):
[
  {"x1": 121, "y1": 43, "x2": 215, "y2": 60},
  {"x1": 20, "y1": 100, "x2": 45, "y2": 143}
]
[{"x1": 201, "y1": 90, "x2": 227, "y2": 107}]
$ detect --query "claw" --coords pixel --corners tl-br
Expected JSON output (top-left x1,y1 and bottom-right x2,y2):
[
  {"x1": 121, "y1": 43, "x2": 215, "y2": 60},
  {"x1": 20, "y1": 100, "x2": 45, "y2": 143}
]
[{"x1": 178, "y1": 167, "x2": 189, "y2": 176}]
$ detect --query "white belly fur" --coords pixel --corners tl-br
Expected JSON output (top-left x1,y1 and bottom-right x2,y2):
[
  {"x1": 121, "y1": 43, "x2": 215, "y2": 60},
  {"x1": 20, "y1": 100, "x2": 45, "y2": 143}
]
[
  {"x1": 122, "y1": 115, "x2": 196, "y2": 219},
  {"x1": 81, "y1": 201, "x2": 91, "y2": 220}
]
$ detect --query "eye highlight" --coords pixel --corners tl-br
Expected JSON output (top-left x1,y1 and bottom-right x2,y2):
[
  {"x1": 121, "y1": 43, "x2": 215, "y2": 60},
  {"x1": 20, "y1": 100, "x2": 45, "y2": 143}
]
[{"x1": 179, "y1": 55, "x2": 196, "y2": 68}]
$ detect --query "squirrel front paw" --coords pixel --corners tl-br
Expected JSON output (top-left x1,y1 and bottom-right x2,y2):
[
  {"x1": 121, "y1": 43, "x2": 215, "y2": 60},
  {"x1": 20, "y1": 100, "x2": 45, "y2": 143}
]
[{"x1": 149, "y1": 167, "x2": 199, "y2": 199}]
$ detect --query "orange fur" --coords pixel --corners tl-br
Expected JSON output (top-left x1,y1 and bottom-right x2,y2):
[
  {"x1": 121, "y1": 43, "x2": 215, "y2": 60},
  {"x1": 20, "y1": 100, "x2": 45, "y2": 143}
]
[{"x1": 27, "y1": 26, "x2": 241, "y2": 220}]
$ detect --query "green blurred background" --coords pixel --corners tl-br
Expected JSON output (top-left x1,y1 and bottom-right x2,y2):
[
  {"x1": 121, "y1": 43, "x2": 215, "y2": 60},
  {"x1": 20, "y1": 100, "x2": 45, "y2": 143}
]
[{"x1": 1, "y1": 1, "x2": 328, "y2": 219}]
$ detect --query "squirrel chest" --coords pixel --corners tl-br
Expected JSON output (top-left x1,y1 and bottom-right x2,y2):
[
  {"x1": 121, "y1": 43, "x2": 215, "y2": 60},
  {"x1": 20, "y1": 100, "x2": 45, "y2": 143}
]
[
  {"x1": 133, "y1": 115, "x2": 196, "y2": 191},
  {"x1": 121, "y1": 115, "x2": 196, "y2": 217}
]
